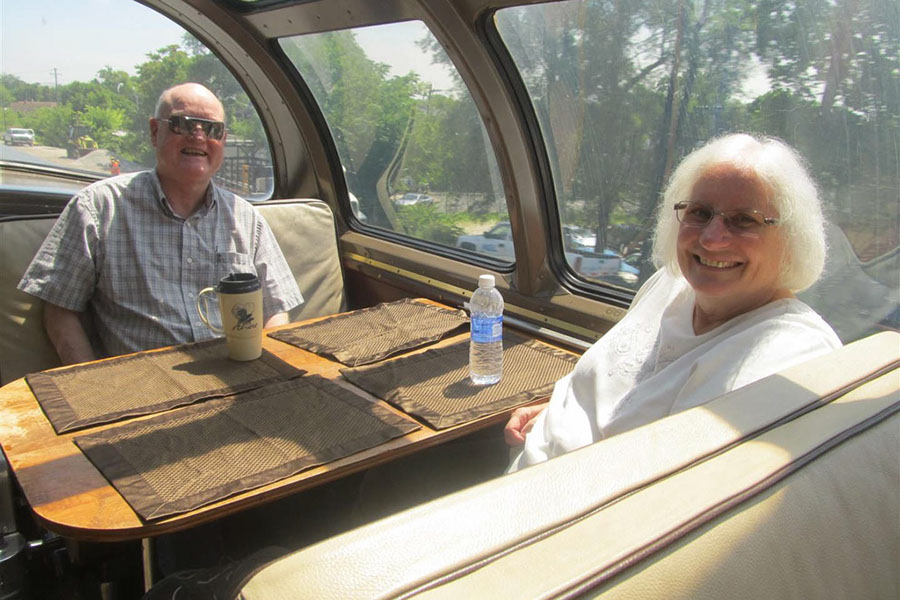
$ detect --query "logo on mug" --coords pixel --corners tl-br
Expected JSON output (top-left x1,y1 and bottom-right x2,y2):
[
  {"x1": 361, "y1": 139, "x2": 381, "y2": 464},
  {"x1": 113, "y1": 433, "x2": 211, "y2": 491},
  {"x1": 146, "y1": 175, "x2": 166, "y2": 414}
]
[{"x1": 231, "y1": 303, "x2": 258, "y2": 330}]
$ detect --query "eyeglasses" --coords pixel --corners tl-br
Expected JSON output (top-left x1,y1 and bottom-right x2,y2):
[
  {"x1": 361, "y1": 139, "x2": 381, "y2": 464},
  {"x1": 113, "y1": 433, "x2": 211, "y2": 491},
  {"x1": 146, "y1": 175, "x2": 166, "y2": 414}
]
[
  {"x1": 166, "y1": 115, "x2": 225, "y2": 140},
  {"x1": 674, "y1": 201, "x2": 778, "y2": 236}
]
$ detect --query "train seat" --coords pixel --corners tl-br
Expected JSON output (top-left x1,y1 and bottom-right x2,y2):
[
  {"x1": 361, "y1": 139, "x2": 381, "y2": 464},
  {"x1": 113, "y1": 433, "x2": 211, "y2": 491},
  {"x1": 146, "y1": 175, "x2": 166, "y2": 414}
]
[
  {"x1": 0, "y1": 215, "x2": 59, "y2": 385},
  {"x1": 237, "y1": 330, "x2": 900, "y2": 600},
  {"x1": 256, "y1": 199, "x2": 346, "y2": 323}
]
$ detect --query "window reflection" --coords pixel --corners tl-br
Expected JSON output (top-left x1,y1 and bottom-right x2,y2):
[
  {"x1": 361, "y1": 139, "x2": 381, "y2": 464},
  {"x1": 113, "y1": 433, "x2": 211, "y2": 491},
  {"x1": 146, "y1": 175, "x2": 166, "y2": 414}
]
[
  {"x1": 280, "y1": 22, "x2": 509, "y2": 255},
  {"x1": 496, "y1": 0, "x2": 898, "y2": 341}
]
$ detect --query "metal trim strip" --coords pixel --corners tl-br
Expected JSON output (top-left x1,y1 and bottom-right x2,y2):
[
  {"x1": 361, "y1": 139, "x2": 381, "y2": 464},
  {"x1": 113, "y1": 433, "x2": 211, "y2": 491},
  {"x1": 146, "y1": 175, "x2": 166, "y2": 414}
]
[{"x1": 343, "y1": 251, "x2": 601, "y2": 340}]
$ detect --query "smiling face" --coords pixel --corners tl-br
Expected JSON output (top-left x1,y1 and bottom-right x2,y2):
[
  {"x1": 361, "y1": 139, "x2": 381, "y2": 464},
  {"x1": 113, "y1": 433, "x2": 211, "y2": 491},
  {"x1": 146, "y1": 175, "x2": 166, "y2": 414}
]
[
  {"x1": 677, "y1": 163, "x2": 788, "y2": 324},
  {"x1": 150, "y1": 84, "x2": 226, "y2": 193}
]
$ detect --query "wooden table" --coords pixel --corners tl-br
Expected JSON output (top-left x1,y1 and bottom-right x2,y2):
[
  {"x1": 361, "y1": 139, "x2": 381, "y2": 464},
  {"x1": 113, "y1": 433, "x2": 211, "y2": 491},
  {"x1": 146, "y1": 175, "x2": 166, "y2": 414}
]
[{"x1": 0, "y1": 302, "x2": 569, "y2": 543}]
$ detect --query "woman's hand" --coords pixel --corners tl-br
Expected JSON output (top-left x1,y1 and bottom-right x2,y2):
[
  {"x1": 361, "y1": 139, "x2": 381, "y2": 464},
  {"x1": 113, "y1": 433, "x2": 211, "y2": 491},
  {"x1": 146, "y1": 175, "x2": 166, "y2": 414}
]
[{"x1": 504, "y1": 402, "x2": 549, "y2": 446}]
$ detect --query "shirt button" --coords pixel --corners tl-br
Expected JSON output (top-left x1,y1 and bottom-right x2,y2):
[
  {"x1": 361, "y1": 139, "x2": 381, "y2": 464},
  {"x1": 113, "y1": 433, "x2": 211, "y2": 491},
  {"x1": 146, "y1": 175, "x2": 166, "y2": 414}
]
[
  {"x1": 188, "y1": 292, "x2": 195, "y2": 298},
  {"x1": 186, "y1": 257, "x2": 193, "y2": 264}
]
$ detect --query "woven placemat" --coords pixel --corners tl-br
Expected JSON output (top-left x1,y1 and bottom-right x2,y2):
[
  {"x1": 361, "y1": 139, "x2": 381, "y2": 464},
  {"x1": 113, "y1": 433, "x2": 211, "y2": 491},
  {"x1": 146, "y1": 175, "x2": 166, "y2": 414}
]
[
  {"x1": 27, "y1": 339, "x2": 303, "y2": 434},
  {"x1": 268, "y1": 298, "x2": 468, "y2": 366},
  {"x1": 74, "y1": 375, "x2": 420, "y2": 521},
  {"x1": 341, "y1": 332, "x2": 578, "y2": 429}
]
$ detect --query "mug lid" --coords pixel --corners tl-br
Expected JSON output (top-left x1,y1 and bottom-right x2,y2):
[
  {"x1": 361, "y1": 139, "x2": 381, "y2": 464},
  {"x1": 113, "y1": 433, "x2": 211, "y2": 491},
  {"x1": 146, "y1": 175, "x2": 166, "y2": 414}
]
[{"x1": 217, "y1": 272, "x2": 260, "y2": 293}]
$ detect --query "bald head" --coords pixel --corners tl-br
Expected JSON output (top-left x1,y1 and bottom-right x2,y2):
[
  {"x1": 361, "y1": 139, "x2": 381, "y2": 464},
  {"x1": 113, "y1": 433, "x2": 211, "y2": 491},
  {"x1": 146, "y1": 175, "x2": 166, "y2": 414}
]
[
  {"x1": 154, "y1": 83, "x2": 225, "y2": 121},
  {"x1": 149, "y1": 83, "x2": 227, "y2": 211}
]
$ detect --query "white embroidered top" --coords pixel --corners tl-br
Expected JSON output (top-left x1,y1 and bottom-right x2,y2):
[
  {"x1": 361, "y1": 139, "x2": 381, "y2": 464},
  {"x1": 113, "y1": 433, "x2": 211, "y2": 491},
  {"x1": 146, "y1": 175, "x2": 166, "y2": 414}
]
[{"x1": 509, "y1": 269, "x2": 842, "y2": 472}]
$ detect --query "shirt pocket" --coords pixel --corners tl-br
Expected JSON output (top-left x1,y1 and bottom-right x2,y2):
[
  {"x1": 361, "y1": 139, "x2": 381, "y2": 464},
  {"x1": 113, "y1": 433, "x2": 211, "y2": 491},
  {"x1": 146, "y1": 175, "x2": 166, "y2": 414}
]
[{"x1": 215, "y1": 251, "x2": 257, "y2": 281}]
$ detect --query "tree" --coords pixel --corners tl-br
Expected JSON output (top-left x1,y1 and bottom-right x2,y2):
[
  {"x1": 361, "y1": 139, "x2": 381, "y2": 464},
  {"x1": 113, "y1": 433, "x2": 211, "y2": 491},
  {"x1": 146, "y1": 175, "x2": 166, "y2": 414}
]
[
  {"x1": 282, "y1": 31, "x2": 419, "y2": 226},
  {"x1": 755, "y1": 0, "x2": 899, "y2": 257},
  {"x1": 28, "y1": 105, "x2": 75, "y2": 148},
  {"x1": 81, "y1": 106, "x2": 126, "y2": 151},
  {"x1": 0, "y1": 86, "x2": 14, "y2": 109}
]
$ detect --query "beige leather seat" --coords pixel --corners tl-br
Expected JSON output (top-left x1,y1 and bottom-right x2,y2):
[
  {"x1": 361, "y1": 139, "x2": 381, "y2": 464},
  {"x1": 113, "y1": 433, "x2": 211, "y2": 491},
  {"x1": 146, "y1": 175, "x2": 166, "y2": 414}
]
[
  {"x1": 0, "y1": 199, "x2": 344, "y2": 384},
  {"x1": 238, "y1": 331, "x2": 899, "y2": 600},
  {"x1": 257, "y1": 199, "x2": 345, "y2": 323},
  {"x1": 0, "y1": 215, "x2": 60, "y2": 385}
]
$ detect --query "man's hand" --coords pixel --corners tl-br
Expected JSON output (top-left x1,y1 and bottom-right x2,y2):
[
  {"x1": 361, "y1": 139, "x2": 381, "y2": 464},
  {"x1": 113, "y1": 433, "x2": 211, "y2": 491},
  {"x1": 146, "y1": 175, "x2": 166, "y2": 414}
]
[
  {"x1": 504, "y1": 401, "x2": 549, "y2": 447},
  {"x1": 43, "y1": 303, "x2": 97, "y2": 365},
  {"x1": 264, "y1": 312, "x2": 289, "y2": 328}
]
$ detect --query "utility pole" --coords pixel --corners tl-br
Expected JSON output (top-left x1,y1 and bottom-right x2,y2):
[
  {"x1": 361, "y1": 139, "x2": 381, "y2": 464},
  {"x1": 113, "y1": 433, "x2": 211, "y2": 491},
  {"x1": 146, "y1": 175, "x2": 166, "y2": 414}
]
[{"x1": 50, "y1": 68, "x2": 60, "y2": 102}]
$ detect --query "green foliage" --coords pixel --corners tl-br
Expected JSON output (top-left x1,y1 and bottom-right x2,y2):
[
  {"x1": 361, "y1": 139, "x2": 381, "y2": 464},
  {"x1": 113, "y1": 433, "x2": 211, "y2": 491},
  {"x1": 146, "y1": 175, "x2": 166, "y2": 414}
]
[
  {"x1": 0, "y1": 86, "x2": 14, "y2": 108},
  {"x1": 1, "y1": 0, "x2": 894, "y2": 261},
  {"x1": 493, "y1": 0, "x2": 898, "y2": 256},
  {"x1": 27, "y1": 105, "x2": 75, "y2": 147},
  {"x1": 395, "y1": 204, "x2": 464, "y2": 245},
  {"x1": 135, "y1": 45, "x2": 191, "y2": 117},
  {"x1": 0, "y1": 74, "x2": 53, "y2": 102},
  {"x1": 81, "y1": 106, "x2": 126, "y2": 151},
  {"x1": 282, "y1": 32, "x2": 422, "y2": 225},
  {"x1": 0, "y1": 37, "x2": 267, "y2": 167}
]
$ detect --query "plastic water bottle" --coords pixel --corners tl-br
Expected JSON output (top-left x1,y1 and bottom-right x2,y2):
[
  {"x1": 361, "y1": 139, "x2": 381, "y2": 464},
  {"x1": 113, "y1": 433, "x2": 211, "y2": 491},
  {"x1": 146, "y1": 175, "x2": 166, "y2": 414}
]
[{"x1": 469, "y1": 274, "x2": 504, "y2": 385}]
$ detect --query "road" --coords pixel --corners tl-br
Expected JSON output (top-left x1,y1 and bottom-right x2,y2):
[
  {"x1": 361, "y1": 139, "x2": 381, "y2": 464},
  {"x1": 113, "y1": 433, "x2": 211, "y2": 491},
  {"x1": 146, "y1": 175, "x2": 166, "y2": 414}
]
[
  {"x1": 0, "y1": 144, "x2": 59, "y2": 167},
  {"x1": 0, "y1": 143, "x2": 120, "y2": 174}
]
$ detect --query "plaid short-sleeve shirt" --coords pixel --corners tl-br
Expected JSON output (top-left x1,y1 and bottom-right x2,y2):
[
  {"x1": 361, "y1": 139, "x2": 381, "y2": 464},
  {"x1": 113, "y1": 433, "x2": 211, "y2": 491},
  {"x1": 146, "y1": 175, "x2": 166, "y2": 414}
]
[{"x1": 19, "y1": 170, "x2": 303, "y2": 356}]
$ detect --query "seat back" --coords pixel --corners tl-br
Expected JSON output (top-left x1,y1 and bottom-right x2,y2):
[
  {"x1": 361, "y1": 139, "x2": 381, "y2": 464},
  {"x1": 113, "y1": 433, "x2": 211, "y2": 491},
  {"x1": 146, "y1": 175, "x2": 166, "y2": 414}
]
[
  {"x1": 0, "y1": 216, "x2": 60, "y2": 385},
  {"x1": 256, "y1": 199, "x2": 346, "y2": 322},
  {"x1": 0, "y1": 199, "x2": 344, "y2": 384},
  {"x1": 238, "y1": 331, "x2": 900, "y2": 600}
]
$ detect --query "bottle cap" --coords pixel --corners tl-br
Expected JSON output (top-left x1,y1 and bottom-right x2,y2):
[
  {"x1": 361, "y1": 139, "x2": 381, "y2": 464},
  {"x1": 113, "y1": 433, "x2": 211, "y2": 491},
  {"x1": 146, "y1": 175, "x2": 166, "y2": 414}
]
[{"x1": 478, "y1": 274, "x2": 495, "y2": 289}]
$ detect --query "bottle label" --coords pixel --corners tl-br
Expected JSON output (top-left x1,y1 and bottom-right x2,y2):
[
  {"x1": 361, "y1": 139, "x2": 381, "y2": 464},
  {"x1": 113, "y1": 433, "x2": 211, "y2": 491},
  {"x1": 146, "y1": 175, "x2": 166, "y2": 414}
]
[{"x1": 471, "y1": 315, "x2": 503, "y2": 343}]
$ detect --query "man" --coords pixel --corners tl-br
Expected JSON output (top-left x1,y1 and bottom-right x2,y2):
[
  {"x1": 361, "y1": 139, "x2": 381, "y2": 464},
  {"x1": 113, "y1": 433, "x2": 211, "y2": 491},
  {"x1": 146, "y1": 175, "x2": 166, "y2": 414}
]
[{"x1": 19, "y1": 83, "x2": 303, "y2": 363}]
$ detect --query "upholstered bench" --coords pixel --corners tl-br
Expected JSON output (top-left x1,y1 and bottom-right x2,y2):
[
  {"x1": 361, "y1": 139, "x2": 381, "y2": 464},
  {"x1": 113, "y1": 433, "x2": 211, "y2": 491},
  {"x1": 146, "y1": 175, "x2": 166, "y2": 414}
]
[{"x1": 237, "y1": 331, "x2": 899, "y2": 600}]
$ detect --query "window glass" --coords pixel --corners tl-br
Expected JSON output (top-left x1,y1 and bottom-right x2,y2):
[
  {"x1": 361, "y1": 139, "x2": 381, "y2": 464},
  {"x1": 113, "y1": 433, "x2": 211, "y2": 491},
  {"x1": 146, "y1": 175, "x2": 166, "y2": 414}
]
[
  {"x1": 1, "y1": 0, "x2": 273, "y2": 199},
  {"x1": 496, "y1": 0, "x2": 898, "y2": 342},
  {"x1": 279, "y1": 22, "x2": 509, "y2": 255}
]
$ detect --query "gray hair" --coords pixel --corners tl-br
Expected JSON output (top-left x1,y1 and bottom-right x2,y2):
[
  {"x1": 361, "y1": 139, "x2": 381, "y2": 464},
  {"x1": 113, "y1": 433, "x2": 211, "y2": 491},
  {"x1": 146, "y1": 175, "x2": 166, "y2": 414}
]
[{"x1": 651, "y1": 133, "x2": 827, "y2": 292}]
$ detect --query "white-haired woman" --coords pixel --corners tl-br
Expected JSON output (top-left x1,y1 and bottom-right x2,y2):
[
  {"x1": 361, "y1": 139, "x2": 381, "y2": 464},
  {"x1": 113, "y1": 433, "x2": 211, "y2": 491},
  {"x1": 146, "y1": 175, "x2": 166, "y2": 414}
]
[{"x1": 506, "y1": 133, "x2": 842, "y2": 471}]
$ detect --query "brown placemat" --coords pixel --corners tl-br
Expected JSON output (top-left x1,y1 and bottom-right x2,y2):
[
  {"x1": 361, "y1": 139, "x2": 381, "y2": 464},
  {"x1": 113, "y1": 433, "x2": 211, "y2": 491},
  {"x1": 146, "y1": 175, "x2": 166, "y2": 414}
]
[
  {"x1": 74, "y1": 375, "x2": 420, "y2": 521},
  {"x1": 27, "y1": 339, "x2": 303, "y2": 434},
  {"x1": 340, "y1": 332, "x2": 578, "y2": 429},
  {"x1": 268, "y1": 298, "x2": 468, "y2": 366}
]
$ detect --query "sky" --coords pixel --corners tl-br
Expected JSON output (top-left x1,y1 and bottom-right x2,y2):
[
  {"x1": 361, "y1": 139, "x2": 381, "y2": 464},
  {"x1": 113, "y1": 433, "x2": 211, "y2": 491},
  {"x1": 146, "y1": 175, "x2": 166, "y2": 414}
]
[
  {"x1": 353, "y1": 22, "x2": 456, "y2": 90},
  {"x1": 1, "y1": 0, "x2": 455, "y2": 89},
  {"x1": 1, "y1": 0, "x2": 186, "y2": 85}
]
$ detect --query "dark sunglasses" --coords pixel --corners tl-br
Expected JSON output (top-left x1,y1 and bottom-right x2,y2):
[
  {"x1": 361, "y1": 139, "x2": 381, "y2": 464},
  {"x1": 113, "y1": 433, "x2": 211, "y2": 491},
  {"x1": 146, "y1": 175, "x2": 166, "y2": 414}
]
[{"x1": 166, "y1": 115, "x2": 226, "y2": 140}]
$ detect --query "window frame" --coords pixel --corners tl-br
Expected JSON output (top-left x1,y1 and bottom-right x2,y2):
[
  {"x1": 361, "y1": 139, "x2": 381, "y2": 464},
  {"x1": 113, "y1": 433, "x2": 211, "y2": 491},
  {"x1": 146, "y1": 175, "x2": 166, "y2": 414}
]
[{"x1": 480, "y1": 8, "x2": 638, "y2": 308}]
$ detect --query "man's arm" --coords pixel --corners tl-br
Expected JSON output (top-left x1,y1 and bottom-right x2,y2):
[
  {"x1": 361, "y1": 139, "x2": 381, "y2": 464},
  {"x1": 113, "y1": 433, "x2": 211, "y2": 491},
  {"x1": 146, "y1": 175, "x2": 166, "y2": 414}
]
[
  {"x1": 264, "y1": 312, "x2": 289, "y2": 328},
  {"x1": 43, "y1": 303, "x2": 97, "y2": 365}
]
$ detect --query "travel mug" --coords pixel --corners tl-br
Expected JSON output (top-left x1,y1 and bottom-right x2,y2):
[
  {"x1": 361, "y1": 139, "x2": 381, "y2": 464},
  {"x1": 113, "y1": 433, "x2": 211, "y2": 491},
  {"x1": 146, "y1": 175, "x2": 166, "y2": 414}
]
[{"x1": 197, "y1": 273, "x2": 264, "y2": 361}]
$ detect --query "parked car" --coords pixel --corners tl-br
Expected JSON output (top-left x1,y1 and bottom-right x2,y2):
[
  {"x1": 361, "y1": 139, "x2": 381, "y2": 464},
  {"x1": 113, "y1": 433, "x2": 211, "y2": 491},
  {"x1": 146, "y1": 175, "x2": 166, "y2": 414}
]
[
  {"x1": 394, "y1": 193, "x2": 434, "y2": 206},
  {"x1": 565, "y1": 250, "x2": 622, "y2": 277},
  {"x1": 458, "y1": 222, "x2": 639, "y2": 282},
  {"x1": 562, "y1": 225, "x2": 596, "y2": 251},
  {"x1": 2, "y1": 128, "x2": 34, "y2": 146},
  {"x1": 456, "y1": 221, "x2": 515, "y2": 258}
]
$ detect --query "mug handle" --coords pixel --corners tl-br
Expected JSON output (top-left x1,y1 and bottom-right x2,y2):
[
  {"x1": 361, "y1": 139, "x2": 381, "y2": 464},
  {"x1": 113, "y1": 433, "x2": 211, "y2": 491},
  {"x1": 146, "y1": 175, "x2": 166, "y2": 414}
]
[{"x1": 197, "y1": 287, "x2": 225, "y2": 334}]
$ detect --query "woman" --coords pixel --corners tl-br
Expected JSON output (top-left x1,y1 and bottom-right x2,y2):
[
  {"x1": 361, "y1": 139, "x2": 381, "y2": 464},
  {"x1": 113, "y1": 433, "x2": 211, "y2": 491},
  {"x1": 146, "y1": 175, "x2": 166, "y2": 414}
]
[{"x1": 507, "y1": 133, "x2": 842, "y2": 471}]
